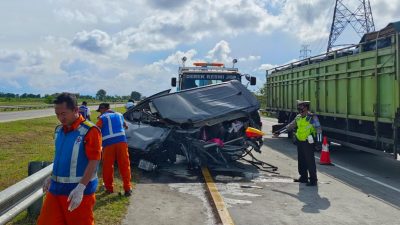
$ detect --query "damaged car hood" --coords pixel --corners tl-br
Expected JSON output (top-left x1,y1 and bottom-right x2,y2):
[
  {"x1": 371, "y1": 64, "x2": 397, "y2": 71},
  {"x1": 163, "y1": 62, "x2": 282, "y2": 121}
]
[
  {"x1": 124, "y1": 80, "x2": 262, "y2": 168},
  {"x1": 150, "y1": 80, "x2": 260, "y2": 126}
]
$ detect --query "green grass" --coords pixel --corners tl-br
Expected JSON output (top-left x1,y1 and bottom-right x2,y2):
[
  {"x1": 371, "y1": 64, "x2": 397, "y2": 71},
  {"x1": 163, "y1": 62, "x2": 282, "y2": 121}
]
[
  {"x1": 8, "y1": 167, "x2": 135, "y2": 225},
  {"x1": 0, "y1": 98, "x2": 124, "y2": 106},
  {"x1": 0, "y1": 117, "x2": 58, "y2": 189},
  {"x1": 0, "y1": 98, "x2": 46, "y2": 106},
  {"x1": 1, "y1": 106, "x2": 132, "y2": 225}
]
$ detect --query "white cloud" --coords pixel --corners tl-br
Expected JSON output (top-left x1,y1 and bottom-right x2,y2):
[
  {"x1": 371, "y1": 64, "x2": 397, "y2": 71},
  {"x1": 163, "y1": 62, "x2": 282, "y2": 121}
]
[
  {"x1": 49, "y1": 0, "x2": 399, "y2": 51},
  {"x1": 51, "y1": 0, "x2": 130, "y2": 24},
  {"x1": 0, "y1": 50, "x2": 22, "y2": 63},
  {"x1": 372, "y1": 0, "x2": 400, "y2": 29},
  {"x1": 1, "y1": 0, "x2": 400, "y2": 96},
  {"x1": 239, "y1": 55, "x2": 261, "y2": 62},
  {"x1": 71, "y1": 30, "x2": 129, "y2": 59},
  {"x1": 258, "y1": 58, "x2": 297, "y2": 71},
  {"x1": 277, "y1": 0, "x2": 333, "y2": 42},
  {"x1": 59, "y1": 58, "x2": 98, "y2": 75},
  {"x1": 258, "y1": 63, "x2": 277, "y2": 71},
  {"x1": 0, "y1": 49, "x2": 51, "y2": 69},
  {"x1": 206, "y1": 40, "x2": 232, "y2": 63},
  {"x1": 97, "y1": 0, "x2": 280, "y2": 53},
  {"x1": 147, "y1": 0, "x2": 190, "y2": 9},
  {"x1": 54, "y1": 8, "x2": 98, "y2": 24},
  {"x1": 162, "y1": 49, "x2": 198, "y2": 66},
  {"x1": 71, "y1": 30, "x2": 114, "y2": 54}
]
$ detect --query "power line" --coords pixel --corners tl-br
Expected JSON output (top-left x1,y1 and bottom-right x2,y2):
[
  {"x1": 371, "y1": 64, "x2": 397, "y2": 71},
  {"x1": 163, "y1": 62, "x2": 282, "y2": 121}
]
[
  {"x1": 327, "y1": 0, "x2": 375, "y2": 52},
  {"x1": 299, "y1": 44, "x2": 312, "y2": 60}
]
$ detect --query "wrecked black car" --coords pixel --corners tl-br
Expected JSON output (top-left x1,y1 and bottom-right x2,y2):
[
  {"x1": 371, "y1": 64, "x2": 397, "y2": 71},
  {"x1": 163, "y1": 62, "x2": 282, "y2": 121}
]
[{"x1": 123, "y1": 80, "x2": 266, "y2": 171}]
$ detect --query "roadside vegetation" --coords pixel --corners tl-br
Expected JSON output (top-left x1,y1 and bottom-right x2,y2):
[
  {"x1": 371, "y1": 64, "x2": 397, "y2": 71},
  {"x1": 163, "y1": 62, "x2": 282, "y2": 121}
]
[
  {"x1": 253, "y1": 83, "x2": 266, "y2": 110},
  {"x1": 0, "y1": 89, "x2": 144, "y2": 107},
  {"x1": 1, "y1": 107, "x2": 133, "y2": 225},
  {"x1": 0, "y1": 98, "x2": 49, "y2": 106}
]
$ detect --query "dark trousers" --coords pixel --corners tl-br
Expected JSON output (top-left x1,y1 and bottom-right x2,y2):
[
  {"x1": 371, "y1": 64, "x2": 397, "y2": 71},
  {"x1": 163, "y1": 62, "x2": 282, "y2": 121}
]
[{"x1": 297, "y1": 140, "x2": 317, "y2": 182}]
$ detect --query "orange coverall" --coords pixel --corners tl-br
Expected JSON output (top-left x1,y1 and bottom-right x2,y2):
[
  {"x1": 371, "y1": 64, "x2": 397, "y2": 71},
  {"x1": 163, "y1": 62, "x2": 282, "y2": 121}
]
[
  {"x1": 96, "y1": 119, "x2": 132, "y2": 193},
  {"x1": 37, "y1": 115, "x2": 102, "y2": 225}
]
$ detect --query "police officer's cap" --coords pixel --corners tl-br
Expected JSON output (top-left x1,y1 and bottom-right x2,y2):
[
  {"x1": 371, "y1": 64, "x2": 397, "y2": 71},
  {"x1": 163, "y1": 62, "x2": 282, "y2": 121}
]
[{"x1": 296, "y1": 100, "x2": 310, "y2": 106}]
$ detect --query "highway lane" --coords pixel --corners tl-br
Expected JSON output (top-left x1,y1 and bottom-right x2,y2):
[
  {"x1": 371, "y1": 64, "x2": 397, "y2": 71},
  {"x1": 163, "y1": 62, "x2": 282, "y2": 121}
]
[
  {"x1": 206, "y1": 117, "x2": 400, "y2": 224},
  {"x1": 261, "y1": 117, "x2": 400, "y2": 206},
  {"x1": 0, "y1": 104, "x2": 125, "y2": 123},
  {"x1": 123, "y1": 117, "x2": 400, "y2": 225},
  {"x1": 0, "y1": 108, "x2": 56, "y2": 123}
]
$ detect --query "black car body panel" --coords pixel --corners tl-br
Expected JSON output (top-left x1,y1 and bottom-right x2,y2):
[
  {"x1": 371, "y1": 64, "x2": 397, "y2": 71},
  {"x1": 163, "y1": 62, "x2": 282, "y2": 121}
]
[{"x1": 124, "y1": 80, "x2": 262, "y2": 169}]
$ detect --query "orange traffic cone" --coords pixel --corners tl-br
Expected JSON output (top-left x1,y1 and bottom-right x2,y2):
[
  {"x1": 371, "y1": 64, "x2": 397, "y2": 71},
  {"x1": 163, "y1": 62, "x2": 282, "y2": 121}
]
[{"x1": 319, "y1": 136, "x2": 333, "y2": 165}]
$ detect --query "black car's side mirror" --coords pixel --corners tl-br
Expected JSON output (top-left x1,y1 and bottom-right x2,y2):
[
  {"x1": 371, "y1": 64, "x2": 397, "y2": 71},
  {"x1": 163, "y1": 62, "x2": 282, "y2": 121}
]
[
  {"x1": 171, "y1": 77, "x2": 177, "y2": 87},
  {"x1": 250, "y1": 77, "x2": 256, "y2": 85}
]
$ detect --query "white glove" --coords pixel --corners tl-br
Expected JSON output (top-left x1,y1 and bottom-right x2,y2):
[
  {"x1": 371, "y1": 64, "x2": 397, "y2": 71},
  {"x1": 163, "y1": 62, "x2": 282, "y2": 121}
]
[
  {"x1": 42, "y1": 176, "x2": 51, "y2": 193},
  {"x1": 67, "y1": 183, "x2": 86, "y2": 212}
]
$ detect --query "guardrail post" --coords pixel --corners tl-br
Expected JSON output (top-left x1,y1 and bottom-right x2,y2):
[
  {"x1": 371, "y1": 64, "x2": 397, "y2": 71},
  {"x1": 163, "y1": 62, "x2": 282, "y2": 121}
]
[{"x1": 27, "y1": 161, "x2": 52, "y2": 218}]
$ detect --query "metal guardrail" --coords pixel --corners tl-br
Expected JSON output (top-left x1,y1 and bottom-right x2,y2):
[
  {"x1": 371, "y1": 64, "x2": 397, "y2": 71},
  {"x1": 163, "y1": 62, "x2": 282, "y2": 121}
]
[
  {"x1": 0, "y1": 105, "x2": 54, "y2": 111},
  {"x1": 0, "y1": 102, "x2": 128, "y2": 112},
  {"x1": 0, "y1": 164, "x2": 52, "y2": 225}
]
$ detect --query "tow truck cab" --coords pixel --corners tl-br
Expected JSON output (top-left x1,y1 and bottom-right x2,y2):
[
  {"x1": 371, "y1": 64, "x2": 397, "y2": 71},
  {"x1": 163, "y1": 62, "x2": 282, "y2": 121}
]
[{"x1": 171, "y1": 60, "x2": 256, "y2": 91}]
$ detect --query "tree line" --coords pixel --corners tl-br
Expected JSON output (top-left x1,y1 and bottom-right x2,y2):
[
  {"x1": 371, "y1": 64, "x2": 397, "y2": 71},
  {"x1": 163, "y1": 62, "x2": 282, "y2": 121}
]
[
  {"x1": 0, "y1": 89, "x2": 144, "y2": 104},
  {"x1": 95, "y1": 89, "x2": 143, "y2": 101}
]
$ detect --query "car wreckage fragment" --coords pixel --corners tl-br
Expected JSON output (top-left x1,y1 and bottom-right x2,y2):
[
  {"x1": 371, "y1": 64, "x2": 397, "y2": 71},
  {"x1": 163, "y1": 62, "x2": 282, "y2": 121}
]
[{"x1": 124, "y1": 80, "x2": 277, "y2": 172}]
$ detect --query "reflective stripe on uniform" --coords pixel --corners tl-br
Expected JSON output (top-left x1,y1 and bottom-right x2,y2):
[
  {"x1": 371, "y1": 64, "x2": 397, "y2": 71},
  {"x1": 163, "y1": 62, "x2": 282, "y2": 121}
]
[
  {"x1": 103, "y1": 131, "x2": 126, "y2": 140},
  {"x1": 69, "y1": 125, "x2": 88, "y2": 177},
  {"x1": 51, "y1": 174, "x2": 97, "y2": 183},
  {"x1": 106, "y1": 115, "x2": 113, "y2": 136},
  {"x1": 102, "y1": 114, "x2": 125, "y2": 140}
]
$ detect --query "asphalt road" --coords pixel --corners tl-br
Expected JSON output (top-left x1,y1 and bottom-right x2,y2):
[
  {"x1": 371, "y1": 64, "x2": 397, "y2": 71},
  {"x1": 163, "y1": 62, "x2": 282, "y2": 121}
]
[
  {"x1": 123, "y1": 117, "x2": 400, "y2": 225},
  {"x1": 122, "y1": 160, "x2": 216, "y2": 225},
  {"x1": 220, "y1": 117, "x2": 400, "y2": 225},
  {"x1": 0, "y1": 108, "x2": 56, "y2": 123},
  {"x1": 0, "y1": 104, "x2": 125, "y2": 123}
]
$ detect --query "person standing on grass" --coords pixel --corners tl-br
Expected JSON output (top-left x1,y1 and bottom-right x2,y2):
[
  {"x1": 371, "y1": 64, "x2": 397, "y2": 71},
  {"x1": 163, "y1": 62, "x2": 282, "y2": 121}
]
[
  {"x1": 96, "y1": 103, "x2": 132, "y2": 196},
  {"x1": 79, "y1": 101, "x2": 91, "y2": 121},
  {"x1": 38, "y1": 93, "x2": 102, "y2": 225}
]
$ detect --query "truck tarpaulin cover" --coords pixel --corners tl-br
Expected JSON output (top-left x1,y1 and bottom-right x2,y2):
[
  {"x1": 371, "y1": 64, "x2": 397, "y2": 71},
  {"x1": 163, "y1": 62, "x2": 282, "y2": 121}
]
[{"x1": 124, "y1": 80, "x2": 264, "y2": 170}]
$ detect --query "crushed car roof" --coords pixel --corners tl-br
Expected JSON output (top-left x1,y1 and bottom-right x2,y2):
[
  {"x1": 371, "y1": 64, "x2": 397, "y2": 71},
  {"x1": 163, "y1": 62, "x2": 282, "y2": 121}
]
[{"x1": 149, "y1": 80, "x2": 260, "y2": 126}]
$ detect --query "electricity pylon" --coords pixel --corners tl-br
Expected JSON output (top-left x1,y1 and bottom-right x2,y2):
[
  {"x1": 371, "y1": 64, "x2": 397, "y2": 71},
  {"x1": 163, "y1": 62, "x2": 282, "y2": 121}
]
[{"x1": 327, "y1": 0, "x2": 375, "y2": 52}]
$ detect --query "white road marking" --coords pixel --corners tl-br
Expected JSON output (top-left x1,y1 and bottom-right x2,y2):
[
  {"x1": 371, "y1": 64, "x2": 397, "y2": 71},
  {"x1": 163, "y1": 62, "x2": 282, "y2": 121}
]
[
  {"x1": 315, "y1": 156, "x2": 400, "y2": 193},
  {"x1": 262, "y1": 117, "x2": 400, "y2": 193}
]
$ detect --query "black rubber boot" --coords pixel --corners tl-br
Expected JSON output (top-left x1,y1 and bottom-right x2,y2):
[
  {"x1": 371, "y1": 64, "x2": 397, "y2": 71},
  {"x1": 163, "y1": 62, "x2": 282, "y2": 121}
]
[{"x1": 293, "y1": 177, "x2": 308, "y2": 183}]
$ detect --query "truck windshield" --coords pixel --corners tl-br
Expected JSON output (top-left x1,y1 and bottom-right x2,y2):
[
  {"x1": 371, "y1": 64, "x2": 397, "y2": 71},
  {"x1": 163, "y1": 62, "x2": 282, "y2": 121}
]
[{"x1": 181, "y1": 73, "x2": 241, "y2": 90}]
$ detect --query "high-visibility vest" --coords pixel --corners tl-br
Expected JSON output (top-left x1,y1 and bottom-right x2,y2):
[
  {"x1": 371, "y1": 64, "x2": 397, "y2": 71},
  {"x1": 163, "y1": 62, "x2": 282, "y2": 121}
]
[
  {"x1": 295, "y1": 115, "x2": 316, "y2": 141},
  {"x1": 79, "y1": 105, "x2": 89, "y2": 119},
  {"x1": 49, "y1": 121, "x2": 99, "y2": 195},
  {"x1": 99, "y1": 111, "x2": 127, "y2": 147}
]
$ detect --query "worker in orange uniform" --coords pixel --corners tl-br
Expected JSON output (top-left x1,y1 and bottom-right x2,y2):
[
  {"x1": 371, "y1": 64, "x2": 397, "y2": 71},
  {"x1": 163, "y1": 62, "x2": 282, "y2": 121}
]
[
  {"x1": 37, "y1": 93, "x2": 102, "y2": 225},
  {"x1": 96, "y1": 103, "x2": 132, "y2": 196}
]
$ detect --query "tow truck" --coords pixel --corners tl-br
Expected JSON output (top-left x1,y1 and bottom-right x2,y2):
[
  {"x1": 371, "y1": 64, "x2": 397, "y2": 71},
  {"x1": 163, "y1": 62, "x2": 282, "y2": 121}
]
[{"x1": 171, "y1": 57, "x2": 257, "y2": 91}]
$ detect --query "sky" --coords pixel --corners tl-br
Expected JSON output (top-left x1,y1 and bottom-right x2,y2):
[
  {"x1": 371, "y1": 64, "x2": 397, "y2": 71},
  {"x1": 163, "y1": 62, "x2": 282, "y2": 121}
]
[{"x1": 0, "y1": 0, "x2": 399, "y2": 97}]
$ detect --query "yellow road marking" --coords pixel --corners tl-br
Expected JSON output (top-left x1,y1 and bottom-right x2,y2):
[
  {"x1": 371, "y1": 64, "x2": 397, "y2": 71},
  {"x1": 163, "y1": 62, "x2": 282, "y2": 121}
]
[{"x1": 201, "y1": 167, "x2": 235, "y2": 225}]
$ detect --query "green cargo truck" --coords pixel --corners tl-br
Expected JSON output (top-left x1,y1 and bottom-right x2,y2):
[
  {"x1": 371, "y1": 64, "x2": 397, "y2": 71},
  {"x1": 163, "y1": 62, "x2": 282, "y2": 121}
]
[{"x1": 266, "y1": 21, "x2": 400, "y2": 159}]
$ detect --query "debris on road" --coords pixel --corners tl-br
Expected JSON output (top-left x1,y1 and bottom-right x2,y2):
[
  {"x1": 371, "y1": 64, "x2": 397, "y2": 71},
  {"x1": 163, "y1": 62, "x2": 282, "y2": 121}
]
[
  {"x1": 240, "y1": 185, "x2": 263, "y2": 189},
  {"x1": 124, "y1": 81, "x2": 273, "y2": 171}
]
